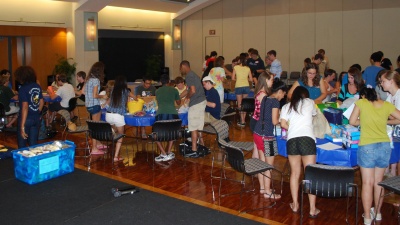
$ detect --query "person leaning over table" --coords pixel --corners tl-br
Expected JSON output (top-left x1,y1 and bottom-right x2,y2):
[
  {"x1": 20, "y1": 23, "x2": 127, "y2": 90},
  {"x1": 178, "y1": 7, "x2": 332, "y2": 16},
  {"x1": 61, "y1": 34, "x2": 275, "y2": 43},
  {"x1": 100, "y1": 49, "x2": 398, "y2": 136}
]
[
  {"x1": 104, "y1": 75, "x2": 135, "y2": 163},
  {"x1": 174, "y1": 76, "x2": 188, "y2": 100},
  {"x1": 287, "y1": 63, "x2": 326, "y2": 104},
  {"x1": 14, "y1": 66, "x2": 44, "y2": 148},
  {"x1": 280, "y1": 86, "x2": 319, "y2": 218},
  {"x1": 0, "y1": 74, "x2": 19, "y2": 128},
  {"x1": 180, "y1": 60, "x2": 206, "y2": 158},
  {"x1": 349, "y1": 87, "x2": 400, "y2": 225},
  {"x1": 202, "y1": 75, "x2": 221, "y2": 124},
  {"x1": 153, "y1": 75, "x2": 181, "y2": 162}
]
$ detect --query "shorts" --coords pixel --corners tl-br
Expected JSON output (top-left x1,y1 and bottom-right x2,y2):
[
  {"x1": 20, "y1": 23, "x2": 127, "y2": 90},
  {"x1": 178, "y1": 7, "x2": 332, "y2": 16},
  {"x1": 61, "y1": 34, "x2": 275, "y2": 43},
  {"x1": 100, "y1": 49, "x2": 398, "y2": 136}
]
[
  {"x1": 86, "y1": 105, "x2": 101, "y2": 115},
  {"x1": 253, "y1": 133, "x2": 265, "y2": 152},
  {"x1": 235, "y1": 87, "x2": 250, "y2": 95},
  {"x1": 106, "y1": 112, "x2": 125, "y2": 127},
  {"x1": 49, "y1": 102, "x2": 67, "y2": 112},
  {"x1": 188, "y1": 100, "x2": 206, "y2": 131},
  {"x1": 287, "y1": 136, "x2": 316, "y2": 156},
  {"x1": 358, "y1": 142, "x2": 391, "y2": 168},
  {"x1": 6, "y1": 105, "x2": 19, "y2": 115}
]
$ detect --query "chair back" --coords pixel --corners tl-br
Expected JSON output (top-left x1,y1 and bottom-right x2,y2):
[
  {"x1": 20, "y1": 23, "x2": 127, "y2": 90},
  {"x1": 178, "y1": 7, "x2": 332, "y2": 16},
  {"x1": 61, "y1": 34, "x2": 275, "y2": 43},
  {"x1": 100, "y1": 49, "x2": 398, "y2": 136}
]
[
  {"x1": 152, "y1": 119, "x2": 182, "y2": 141},
  {"x1": 210, "y1": 120, "x2": 230, "y2": 141},
  {"x1": 280, "y1": 71, "x2": 288, "y2": 79},
  {"x1": 67, "y1": 97, "x2": 78, "y2": 112},
  {"x1": 289, "y1": 71, "x2": 301, "y2": 80},
  {"x1": 0, "y1": 102, "x2": 5, "y2": 117},
  {"x1": 223, "y1": 145, "x2": 245, "y2": 173},
  {"x1": 240, "y1": 98, "x2": 255, "y2": 113},
  {"x1": 220, "y1": 103, "x2": 230, "y2": 118},
  {"x1": 304, "y1": 164, "x2": 355, "y2": 198},
  {"x1": 87, "y1": 120, "x2": 114, "y2": 141}
]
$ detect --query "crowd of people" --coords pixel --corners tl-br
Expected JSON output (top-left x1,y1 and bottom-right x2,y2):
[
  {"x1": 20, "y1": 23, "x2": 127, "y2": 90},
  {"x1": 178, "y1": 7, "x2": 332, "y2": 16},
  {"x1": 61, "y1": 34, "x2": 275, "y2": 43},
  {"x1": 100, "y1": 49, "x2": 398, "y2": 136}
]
[{"x1": 2, "y1": 48, "x2": 400, "y2": 224}]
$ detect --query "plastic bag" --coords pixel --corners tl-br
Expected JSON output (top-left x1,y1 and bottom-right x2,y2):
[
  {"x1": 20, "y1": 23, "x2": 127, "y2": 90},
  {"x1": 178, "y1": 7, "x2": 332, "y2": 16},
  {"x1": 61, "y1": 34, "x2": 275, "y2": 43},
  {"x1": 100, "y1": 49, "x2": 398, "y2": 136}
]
[{"x1": 313, "y1": 109, "x2": 332, "y2": 138}]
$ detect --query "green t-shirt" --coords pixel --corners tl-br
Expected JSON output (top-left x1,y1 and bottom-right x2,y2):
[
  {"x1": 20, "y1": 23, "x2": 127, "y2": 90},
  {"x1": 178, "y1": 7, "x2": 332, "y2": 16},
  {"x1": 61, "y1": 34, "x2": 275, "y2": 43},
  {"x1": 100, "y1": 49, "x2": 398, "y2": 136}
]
[
  {"x1": 355, "y1": 99, "x2": 396, "y2": 146},
  {"x1": 0, "y1": 86, "x2": 15, "y2": 112},
  {"x1": 155, "y1": 86, "x2": 180, "y2": 115}
]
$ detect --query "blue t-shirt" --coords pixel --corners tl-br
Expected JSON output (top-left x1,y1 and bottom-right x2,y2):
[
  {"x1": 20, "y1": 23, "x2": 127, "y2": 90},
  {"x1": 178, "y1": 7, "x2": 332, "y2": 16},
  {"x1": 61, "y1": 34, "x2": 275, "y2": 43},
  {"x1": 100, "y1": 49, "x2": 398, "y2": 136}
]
[
  {"x1": 205, "y1": 87, "x2": 221, "y2": 119},
  {"x1": 298, "y1": 79, "x2": 321, "y2": 100},
  {"x1": 253, "y1": 97, "x2": 280, "y2": 136},
  {"x1": 18, "y1": 82, "x2": 43, "y2": 119},
  {"x1": 362, "y1": 65, "x2": 383, "y2": 88},
  {"x1": 247, "y1": 57, "x2": 265, "y2": 78}
]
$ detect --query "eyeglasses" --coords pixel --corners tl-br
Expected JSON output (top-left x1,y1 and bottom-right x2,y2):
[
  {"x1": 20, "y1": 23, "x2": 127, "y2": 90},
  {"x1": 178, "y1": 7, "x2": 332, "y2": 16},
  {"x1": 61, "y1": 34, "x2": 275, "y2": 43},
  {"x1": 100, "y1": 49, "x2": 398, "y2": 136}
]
[{"x1": 144, "y1": 82, "x2": 152, "y2": 85}]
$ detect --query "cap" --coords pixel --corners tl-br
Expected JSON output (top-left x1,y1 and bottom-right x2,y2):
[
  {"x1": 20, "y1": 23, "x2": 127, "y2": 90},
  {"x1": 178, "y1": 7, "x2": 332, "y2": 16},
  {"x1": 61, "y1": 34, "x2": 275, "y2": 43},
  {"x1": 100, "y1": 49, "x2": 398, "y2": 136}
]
[{"x1": 202, "y1": 75, "x2": 215, "y2": 83}]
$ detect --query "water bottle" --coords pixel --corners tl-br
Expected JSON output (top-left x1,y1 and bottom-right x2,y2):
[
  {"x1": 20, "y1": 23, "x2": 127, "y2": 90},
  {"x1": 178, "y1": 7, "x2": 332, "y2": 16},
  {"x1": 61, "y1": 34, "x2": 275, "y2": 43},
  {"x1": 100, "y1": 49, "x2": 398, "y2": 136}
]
[{"x1": 281, "y1": 128, "x2": 287, "y2": 139}]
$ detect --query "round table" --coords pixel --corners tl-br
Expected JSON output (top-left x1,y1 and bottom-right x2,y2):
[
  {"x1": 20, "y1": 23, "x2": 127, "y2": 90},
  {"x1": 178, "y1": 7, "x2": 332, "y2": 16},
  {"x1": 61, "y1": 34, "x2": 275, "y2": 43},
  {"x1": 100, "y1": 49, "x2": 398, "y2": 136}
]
[{"x1": 124, "y1": 113, "x2": 188, "y2": 127}]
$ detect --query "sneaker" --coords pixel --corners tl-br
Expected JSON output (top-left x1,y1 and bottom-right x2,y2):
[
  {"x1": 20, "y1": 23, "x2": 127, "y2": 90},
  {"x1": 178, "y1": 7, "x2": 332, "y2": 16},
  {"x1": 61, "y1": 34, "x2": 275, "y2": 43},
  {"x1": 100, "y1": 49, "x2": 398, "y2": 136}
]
[
  {"x1": 167, "y1": 152, "x2": 175, "y2": 159},
  {"x1": 237, "y1": 122, "x2": 245, "y2": 127},
  {"x1": 370, "y1": 207, "x2": 382, "y2": 221},
  {"x1": 155, "y1": 154, "x2": 171, "y2": 162},
  {"x1": 184, "y1": 151, "x2": 199, "y2": 158},
  {"x1": 362, "y1": 211, "x2": 374, "y2": 225}
]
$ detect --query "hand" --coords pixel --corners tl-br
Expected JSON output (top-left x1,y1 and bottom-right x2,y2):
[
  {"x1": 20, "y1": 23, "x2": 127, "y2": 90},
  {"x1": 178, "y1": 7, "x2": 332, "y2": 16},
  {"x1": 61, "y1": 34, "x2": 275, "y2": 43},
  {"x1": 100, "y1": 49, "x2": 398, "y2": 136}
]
[{"x1": 20, "y1": 128, "x2": 28, "y2": 139}]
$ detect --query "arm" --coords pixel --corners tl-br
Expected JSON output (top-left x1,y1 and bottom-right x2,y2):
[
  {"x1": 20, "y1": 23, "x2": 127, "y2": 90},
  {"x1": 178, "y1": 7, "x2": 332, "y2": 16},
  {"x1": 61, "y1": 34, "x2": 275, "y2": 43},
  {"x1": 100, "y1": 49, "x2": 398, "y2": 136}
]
[
  {"x1": 389, "y1": 108, "x2": 400, "y2": 121},
  {"x1": 349, "y1": 104, "x2": 360, "y2": 126},
  {"x1": 280, "y1": 119, "x2": 289, "y2": 130},
  {"x1": 20, "y1": 102, "x2": 29, "y2": 138},
  {"x1": 206, "y1": 101, "x2": 216, "y2": 108},
  {"x1": 47, "y1": 87, "x2": 59, "y2": 100},
  {"x1": 313, "y1": 79, "x2": 327, "y2": 104},
  {"x1": 186, "y1": 85, "x2": 196, "y2": 99},
  {"x1": 287, "y1": 81, "x2": 299, "y2": 101},
  {"x1": 272, "y1": 108, "x2": 279, "y2": 125},
  {"x1": 179, "y1": 89, "x2": 188, "y2": 99},
  {"x1": 231, "y1": 69, "x2": 236, "y2": 81},
  {"x1": 248, "y1": 70, "x2": 253, "y2": 82}
]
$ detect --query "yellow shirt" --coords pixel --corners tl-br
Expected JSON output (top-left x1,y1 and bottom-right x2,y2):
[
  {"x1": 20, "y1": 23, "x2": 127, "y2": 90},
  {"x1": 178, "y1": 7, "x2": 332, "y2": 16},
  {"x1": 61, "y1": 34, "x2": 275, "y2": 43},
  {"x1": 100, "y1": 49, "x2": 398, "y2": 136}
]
[
  {"x1": 233, "y1": 65, "x2": 250, "y2": 88},
  {"x1": 355, "y1": 99, "x2": 395, "y2": 145}
]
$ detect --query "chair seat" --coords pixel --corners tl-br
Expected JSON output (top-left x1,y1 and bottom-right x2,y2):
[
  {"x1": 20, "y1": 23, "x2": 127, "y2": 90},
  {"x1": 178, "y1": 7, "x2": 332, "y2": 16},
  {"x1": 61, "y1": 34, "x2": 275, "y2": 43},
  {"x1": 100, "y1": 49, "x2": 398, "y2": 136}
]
[
  {"x1": 244, "y1": 158, "x2": 274, "y2": 175},
  {"x1": 378, "y1": 175, "x2": 400, "y2": 194},
  {"x1": 112, "y1": 133, "x2": 125, "y2": 141},
  {"x1": 228, "y1": 141, "x2": 253, "y2": 151},
  {"x1": 201, "y1": 125, "x2": 216, "y2": 134}
]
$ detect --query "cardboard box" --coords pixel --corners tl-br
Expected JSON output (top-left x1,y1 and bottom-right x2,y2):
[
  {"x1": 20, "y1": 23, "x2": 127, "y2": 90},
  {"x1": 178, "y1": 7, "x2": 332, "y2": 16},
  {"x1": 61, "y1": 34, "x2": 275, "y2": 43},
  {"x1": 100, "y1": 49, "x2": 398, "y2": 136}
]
[{"x1": 12, "y1": 141, "x2": 75, "y2": 185}]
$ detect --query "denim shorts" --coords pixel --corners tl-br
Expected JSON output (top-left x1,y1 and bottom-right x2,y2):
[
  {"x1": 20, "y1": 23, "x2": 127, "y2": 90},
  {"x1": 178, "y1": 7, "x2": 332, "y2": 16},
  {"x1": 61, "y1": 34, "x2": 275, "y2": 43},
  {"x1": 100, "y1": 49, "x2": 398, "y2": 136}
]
[
  {"x1": 86, "y1": 105, "x2": 101, "y2": 115},
  {"x1": 235, "y1": 87, "x2": 250, "y2": 95},
  {"x1": 357, "y1": 142, "x2": 391, "y2": 168}
]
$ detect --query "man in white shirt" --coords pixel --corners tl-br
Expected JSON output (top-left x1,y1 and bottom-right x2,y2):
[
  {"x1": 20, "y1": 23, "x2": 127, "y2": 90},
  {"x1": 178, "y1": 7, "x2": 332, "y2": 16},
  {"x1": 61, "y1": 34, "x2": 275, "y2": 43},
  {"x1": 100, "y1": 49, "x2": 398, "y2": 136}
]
[
  {"x1": 47, "y1": 74, "x2": 75, "y2": 126},
  {"x1": 267, "y1": 50, "x2": 282, "y2": 80}
]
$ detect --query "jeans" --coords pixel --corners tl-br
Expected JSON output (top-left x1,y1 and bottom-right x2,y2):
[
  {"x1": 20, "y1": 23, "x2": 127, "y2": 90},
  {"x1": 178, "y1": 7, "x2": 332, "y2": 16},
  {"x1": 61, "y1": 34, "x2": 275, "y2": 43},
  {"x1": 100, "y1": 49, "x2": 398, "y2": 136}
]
[{"x1": 17, "y1": 116, "x2": 41, "y2": 148}]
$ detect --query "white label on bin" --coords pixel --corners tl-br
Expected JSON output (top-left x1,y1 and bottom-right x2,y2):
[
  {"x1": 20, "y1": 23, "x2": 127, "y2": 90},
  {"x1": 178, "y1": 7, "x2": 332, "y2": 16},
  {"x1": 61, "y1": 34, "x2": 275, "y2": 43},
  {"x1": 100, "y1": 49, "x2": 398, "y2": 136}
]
[{"x1": 39, "y1": 156, "x2": 59, "y2": 174}]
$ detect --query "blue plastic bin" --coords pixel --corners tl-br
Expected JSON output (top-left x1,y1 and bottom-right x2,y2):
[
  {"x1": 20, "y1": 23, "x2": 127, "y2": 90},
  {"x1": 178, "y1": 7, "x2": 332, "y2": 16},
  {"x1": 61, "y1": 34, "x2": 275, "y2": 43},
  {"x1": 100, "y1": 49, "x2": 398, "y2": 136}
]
[{"x1": 12, "y1": 141, "x2": 75, "y2": 185}]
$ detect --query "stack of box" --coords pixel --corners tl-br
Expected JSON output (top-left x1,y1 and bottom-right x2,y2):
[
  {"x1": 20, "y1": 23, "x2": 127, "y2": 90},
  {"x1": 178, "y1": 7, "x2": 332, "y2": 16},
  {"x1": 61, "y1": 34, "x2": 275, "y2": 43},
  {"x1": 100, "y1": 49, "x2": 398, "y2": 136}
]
[
  {"x1": 324, "y1": 123, "x2": 343, "y2": 142},
  {"x1": 341, "y1": 125, "x2": 360, "y2": 148}
]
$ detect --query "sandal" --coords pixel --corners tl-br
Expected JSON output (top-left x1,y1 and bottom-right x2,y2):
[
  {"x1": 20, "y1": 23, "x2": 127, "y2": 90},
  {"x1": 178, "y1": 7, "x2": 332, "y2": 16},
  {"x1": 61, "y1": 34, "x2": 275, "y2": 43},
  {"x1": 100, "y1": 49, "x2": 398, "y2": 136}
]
[
  {"x1": 263, "y1": 192, "x2": 281, "y2": 199},
  {"x1": 309, "y1": 209, "x2": 321, "y2": 218},
  {"x1": 290, "y1": 203, "x2": 299, "y2": 213},
  {"x1": 91, "y1": 151, "x2": 104, "y2": 155},
  {"x1": 259, "y1": 188, "x2": 265, "y2": 194},
  {"x1": 113, "y1": 157, "x2": 124, "y2": 162}
]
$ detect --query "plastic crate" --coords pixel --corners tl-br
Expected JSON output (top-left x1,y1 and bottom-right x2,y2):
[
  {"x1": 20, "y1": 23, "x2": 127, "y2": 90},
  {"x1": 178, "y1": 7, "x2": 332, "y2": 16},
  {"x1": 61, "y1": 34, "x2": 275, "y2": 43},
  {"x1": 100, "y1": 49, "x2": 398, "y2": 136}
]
[{"x1": 12, "y1": 141, "x2": 75, "y2": 185}]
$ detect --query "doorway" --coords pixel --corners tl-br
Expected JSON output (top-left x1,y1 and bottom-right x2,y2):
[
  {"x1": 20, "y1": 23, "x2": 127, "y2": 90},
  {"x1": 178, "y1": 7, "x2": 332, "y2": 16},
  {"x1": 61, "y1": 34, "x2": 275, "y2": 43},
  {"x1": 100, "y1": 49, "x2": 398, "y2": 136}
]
[{"x1": 0, "y1": 36, "x2": 27, "y2": 89}]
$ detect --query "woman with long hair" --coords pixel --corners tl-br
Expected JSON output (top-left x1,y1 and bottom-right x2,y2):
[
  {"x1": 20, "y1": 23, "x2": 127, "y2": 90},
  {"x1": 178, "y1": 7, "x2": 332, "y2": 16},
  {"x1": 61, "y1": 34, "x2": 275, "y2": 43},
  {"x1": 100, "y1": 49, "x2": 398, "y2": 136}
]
[
  {"x1": 350, "y1": 87, "x2": 400, "y2": 225},
  {"x1": 280, "y1": 86, "x2": 319, "y2": 217},
  {"x1": 287, "y1": 63, "x2": 326, "y2": 104},
  {"x1": 104, "y1": 75, "x2": 135, "y2": 162},
  {"x1": 253, "y1": 80, "x2": 287, "y2": 199},
  {"x1": 337, "y1": 67, "x2": 365, "y2": 105},
  {"x1": 232, "y1": 54, "x2": 253, "y2": 127},
  {"x1": 85, "y1": 62, "x2": 108, "y2": 154}
]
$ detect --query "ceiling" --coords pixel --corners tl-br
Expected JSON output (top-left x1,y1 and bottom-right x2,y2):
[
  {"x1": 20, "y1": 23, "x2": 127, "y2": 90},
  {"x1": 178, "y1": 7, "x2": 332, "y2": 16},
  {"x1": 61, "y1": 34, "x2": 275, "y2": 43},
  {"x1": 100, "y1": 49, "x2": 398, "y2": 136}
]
[{"x1": 58, "y1": 0, "x2": 197, "y2": 13}]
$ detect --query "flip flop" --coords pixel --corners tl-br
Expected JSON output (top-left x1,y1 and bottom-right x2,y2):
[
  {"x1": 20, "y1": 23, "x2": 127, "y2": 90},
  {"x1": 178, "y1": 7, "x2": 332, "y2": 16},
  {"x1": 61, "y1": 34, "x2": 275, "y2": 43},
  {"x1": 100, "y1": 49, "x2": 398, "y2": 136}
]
[
  {"x1": 290, "y1": 203, "x2": 299, "y2": 213},
  {"x1": 264, "y1": 192, "x2": 281, "y2": 199},
  {"x1": 309, "y1": 209, "x2": 321, "y2": 218},
  {"x1": 259, "y1": 188, "x2": 265, "y2": 194},
  {"x1": 91, "y1": 151, "x2": 105, "y2": 155},
  {"x1": 113, "y1": 157, "x2": 124, "y2": 162}
]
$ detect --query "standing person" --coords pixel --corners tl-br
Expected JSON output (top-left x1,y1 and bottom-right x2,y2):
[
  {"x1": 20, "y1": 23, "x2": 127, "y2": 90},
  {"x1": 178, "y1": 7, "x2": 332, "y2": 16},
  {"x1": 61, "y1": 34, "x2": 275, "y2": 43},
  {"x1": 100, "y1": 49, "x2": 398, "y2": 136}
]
[
  {"x1": 375, "y1": 69, "x2": 389, "y2": 100},
  {"x1": 180, "y1": 60, "x2": 206, "y2": 158},
  {"x1": 104, "y1": 75, "x2": 135, "y2": 162},
  {"x1": 318, "y1": 49, "x2": 330, "y2": 71},
  {"x1": 267, "y1": 50, "x2": 282, "y2": 80},
  {"x1": 75, "y1": 71, "x2": 86, "y2": 104},
  {"x1": 202, "y1": 75, "x2": 221, "y2": 123},
  {"x1": 381, "y1": 70, "x2": 400, "y2": 177},
  {"x1": 153, "y1": 75, "x2": 181, "y2": 162},
  {"x1": 280, "y1": 86, "x2": 319, "y2": 217},
  {"x1": 322, "y1": 69, "x2": 338, "y2": 102},
  {"x1": 363, "y1": 52, "x2": 384, "y2": 88},
  {"x1": 208, "y1": 56, "x2": 226, "y2": 103},
  {"x1": 232, "y1": 54, "x2": 253, "y2": 127},
  {"x1": 15, "y1": 66, "x2": 44, "y2": 148},
  {"x1": 0, "y1": 75, "x2": 19, "y2": 128},
  {"x1": 312, "y1": 54, "x2": 325, "y2": 77},
  {"x1": 247, "y1": 49, "x2": 265, "y2": 85},
  {"x1": 85, "y1": 61, "x2": 107, "y2": 154},
  {"x1": 287, "y1": 63, "x2": 326, "y2": 104},
  {"x1": 202, "y1": 51, "x2": 218, "y2": 79},
  {"x1": 337, "y1": 67, "x2": 365, "y2": 105},
  {"x1": 202, "y1": 55, "x2": 210, "y2": 72},
  {"x1": 253, "y1": 80, "x2": 286, "y2": 199},
  {"x1": 250, "y1": 72, "x2": 274, "y2": 133},
  {"x1": 349, "y1": 87, "x2": 400, "y2": 225}
]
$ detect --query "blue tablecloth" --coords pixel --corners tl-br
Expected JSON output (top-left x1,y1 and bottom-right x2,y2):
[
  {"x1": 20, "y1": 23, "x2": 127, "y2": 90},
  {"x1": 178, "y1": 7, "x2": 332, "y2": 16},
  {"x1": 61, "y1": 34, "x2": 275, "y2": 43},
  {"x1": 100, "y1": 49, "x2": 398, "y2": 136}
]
[
  {"x1": 124, "y1": 113, "x2": 188, "y2": 126},
  {"x1": 224, "y1": 91, "x2": 254, "y2": 101},
  {"x1": 277, "y1": 137, "x2": 400, "y2": 167},
  {"x1": 43, "y1": 95, "x2": 62, "y2": 103}
]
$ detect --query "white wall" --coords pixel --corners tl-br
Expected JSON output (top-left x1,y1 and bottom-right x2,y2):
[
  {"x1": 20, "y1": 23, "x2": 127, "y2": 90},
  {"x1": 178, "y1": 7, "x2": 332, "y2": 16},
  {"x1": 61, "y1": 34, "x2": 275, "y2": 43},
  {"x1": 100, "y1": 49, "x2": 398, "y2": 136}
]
[{"x1": 181, "y1": 0, "x2": 400, "y2": 75}]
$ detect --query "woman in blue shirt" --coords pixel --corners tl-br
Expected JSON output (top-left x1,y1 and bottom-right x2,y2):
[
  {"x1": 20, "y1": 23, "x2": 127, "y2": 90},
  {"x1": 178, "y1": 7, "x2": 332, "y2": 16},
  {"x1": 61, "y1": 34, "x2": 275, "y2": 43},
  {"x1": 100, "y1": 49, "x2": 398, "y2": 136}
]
[{"x1": 287, "y1": 63, "x2": 326, "y2": 104}]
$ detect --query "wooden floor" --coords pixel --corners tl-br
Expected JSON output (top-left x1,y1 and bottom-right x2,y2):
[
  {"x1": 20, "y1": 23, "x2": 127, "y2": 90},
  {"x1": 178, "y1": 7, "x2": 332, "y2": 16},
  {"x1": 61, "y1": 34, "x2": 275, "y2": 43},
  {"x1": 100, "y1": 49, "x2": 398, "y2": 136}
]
[{"x1": 1, "y1": 116, "x2": 400, "y2": 225}]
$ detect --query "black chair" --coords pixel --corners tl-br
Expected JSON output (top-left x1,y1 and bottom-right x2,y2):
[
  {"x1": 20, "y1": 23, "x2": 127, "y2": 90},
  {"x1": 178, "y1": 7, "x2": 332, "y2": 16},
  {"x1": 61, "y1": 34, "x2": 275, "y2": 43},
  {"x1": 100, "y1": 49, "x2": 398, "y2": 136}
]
[
  {"x1": 287, "y1": 71, "x2": 301, "y2": 85},
  {"x1": 280, "y1": 71, "x2": 288, "y2": 84},
  {"x1": 376, "y1": 175, "x2": 400, "y2": 224},
  {"x1": 301, "y1": 164, "x2": 358, "y2": 225},
  {"x1": 148, "y1": 119, "x2": 182, "y2": 169},
  {"x1": 63, "y1": 124, "x2": 90, "y2": 169},
  {"x1": 240, "y1": 98, "x2": 255, "y2": 114},
  {"x1": 0, "y1": 103, "x2": 6, "y2": 140},
  {"x1": 86, "y1": 120, "x2": 126, "y2": 170},
  {"x1": 216, "y1": 144, "x2": 282, "y2": 212}
]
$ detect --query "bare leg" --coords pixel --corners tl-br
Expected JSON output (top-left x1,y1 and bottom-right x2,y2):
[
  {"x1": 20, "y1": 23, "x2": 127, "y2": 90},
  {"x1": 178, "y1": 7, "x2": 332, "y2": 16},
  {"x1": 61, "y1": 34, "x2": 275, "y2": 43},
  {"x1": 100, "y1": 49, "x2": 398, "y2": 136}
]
[
  {"x1": 390, "y1": 163, "x2": 397, "y2": 176},
  {"x1": 6, "y1": 114, "x2": 17, "y2": 127},
  {"x1": 166, "y1": 141, "x2": 174, "y2": 154},
  {"x1": 360, "y1": 167, "x2": 375, "y2": 220},
  {"x1": 301, "y1": 155, "x2": 317, "y2": 215},
  {"x1": 156, "y1": 141, "x2": 166, "y2": 155},
  {"x1": 192, "y1": 130, "x2": 198, "y2": 151},
  {"x1": 240, "y1": 94, "x2": 248, "y2": 124},
  {"x1": 113, "y1": 125, "x2": 124, "y2": 160},
  {"x1": 90, "y1": 112, "x2": 102, "y2": 153},
  {"x1": 374, "y1": 167, "x2": 386, "y2": 214},
  {"x1": 264, "y1": 155, "x2": 280, "y2": 198},
  {"x1": 257, "y1": 150, "x2": 265, "y2": 192},
  {"x1": 288, "y1": 155, "x2": 302, "y2": 212}
]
